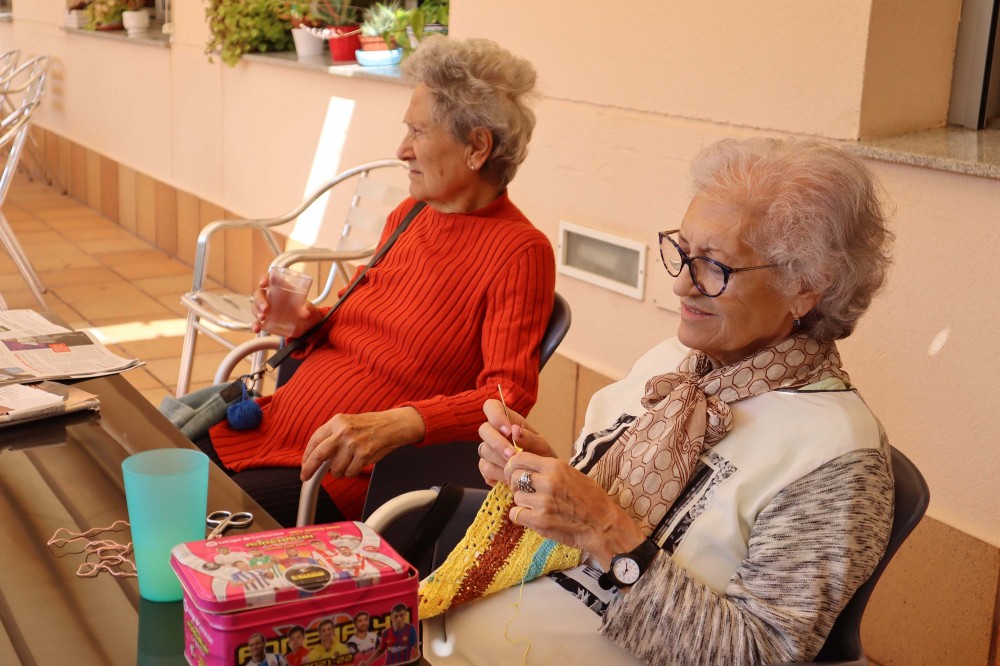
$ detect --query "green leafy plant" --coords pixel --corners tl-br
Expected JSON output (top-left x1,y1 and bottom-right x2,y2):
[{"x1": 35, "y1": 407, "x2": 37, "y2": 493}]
[
  {"x1": 309, "y1": 0, "x2": 367, "y2": 27},
  {"x1": 419, "y1": 0, "x2": 448, "y2": 26},
  {"x1": 390, "y1": 0, "x2": 448, "y2": 55},
  {"x1": 83, "y1": 0, "x2": 147, "y2": 27},
  {"x1": 361, "y1": 1, "x2": 400, "y2": 43},
  {"x1": 205, "y1": 0, "x2": 294, "y2": 67},
  {"x1": 281, "y1": 1, "x2": 321, "y2": 28}
]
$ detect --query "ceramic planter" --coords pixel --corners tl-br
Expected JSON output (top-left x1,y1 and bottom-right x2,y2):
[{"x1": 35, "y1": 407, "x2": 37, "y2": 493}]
[
  {"x1": 292, "y1": 28, "x2": 324, "y2": 57},
  {"x1": 122, "y1": 9, "x2": 150, "y2": 36},
  {"x1": 327, "y1": 25, "x2": 361, "y2": 63},
  {"x1": 359, "y1": 35, "x2": 394, "y2": 51}
]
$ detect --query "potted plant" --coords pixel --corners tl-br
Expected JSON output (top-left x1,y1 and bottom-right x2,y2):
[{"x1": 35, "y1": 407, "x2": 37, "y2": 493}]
[
  {"x1": 85, "y1": 0, "x2": 125, "y2": 30},
  {"x1": 121, "y1": 0, "x2": 150, "y2": 36},
  {"x1": 389, "y1": 0, "x2": 448, "y2": 56},
  {"x1": 309, "y1": 0, "x2": 366, "y2": 63},
  {"x1": 205, "y1": 0, "x2": 294, "y2": 67},
  {"x1": 359, "y1": 1, "x2": 399, "y2": 51},
  {"x1": 283, "y1": 1, "x2": 325, "y2": 57}
]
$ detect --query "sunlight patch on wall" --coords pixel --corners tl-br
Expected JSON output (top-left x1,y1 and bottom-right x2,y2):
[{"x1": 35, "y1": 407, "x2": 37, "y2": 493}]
[
  {"x1": 928, "y1": 327, "x2": 950, "y2": 356},
  {"x1": 289, "y1": 96, "x2": 357, "y2": 248}
]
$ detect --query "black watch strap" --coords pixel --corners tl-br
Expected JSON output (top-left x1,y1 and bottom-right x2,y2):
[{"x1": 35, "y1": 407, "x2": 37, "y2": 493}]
[{"x1": 598, "y1": 538, "x2": 660, "y2": 590}]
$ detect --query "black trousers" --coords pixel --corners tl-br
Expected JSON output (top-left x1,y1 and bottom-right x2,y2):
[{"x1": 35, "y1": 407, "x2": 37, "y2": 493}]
[{"x1": 192, "y1": 433, "x2": 345, "y2": 528}]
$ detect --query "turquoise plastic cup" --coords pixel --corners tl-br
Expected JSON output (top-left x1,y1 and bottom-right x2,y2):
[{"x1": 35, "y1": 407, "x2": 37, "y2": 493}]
[{"x1": 122, "y1": 449, "x2": 209, "y2": 602}]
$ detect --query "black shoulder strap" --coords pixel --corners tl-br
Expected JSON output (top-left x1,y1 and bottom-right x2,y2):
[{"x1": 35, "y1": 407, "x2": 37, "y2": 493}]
[{"x1": 266, "y1": 201, "x2": 427, "y2": 369}]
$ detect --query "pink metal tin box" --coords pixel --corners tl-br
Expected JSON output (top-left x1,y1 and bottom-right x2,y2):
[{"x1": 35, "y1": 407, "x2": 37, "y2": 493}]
[{"x1": 170, "y1": 521, "x2": 420, "y2": 666}]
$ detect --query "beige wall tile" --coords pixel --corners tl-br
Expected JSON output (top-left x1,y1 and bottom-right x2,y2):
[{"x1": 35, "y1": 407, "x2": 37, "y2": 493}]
[
  {"x1": 224, "y1": 222, "x2": 254, "y2": 295},
  {"x1": 57, "y1": 135, "x2": 72, "y2": 196},
  {"x1": 43, "y1": 129, "x2": 64, "y2": 192},
  {"x1": 251, "y1": 229, "x2": 283, "y2": 284},
  {"x1": 176, "y1": 191, "x2": 200, "y2": 267},
  {"x1": 154, "y1": 180, "x2": 178, "y2": 257},
  {"x1": 69, "y1": 141, "x2": 87, "y2": 202},
  {"x1": 135, "y1": 172, "x2": 156, "y2": 244},
  {"x1": 100, "y1": 156, "x2": 119, "y2": 223},
  {"x1": 118, "y1": 165, "x2": 137, "y2": 234},
  {"x1": 531, "y1": 354, "x2": 579, "y2": 460},
  {"x1": 863, "y1": 515, "x2": 999, "y2": 665},
  {"x1": 199, "y1": 200, "x2": 227, "y2": 285},
  {"x1": 574, "y1": 365, "x2": 615, "y2": 438},
  {"x1": 85, "y1": 148, "x2": 102, "y2": 211}
]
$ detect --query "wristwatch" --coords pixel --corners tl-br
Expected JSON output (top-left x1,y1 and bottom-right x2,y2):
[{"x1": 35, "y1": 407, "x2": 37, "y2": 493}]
[{"x1": 598, "y1": 538, "x2": 660, "y2": 590}]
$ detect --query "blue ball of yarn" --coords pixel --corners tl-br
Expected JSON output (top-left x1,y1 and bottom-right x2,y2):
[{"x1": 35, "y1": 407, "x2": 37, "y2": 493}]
[{"x1": 226, "y1": 398, "x2": 262, "y2": 430}]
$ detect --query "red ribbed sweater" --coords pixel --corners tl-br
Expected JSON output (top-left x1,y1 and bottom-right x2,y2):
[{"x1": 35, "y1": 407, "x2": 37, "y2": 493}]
[{"x1": 210, "y1": 193, "x2": 555, "y2": 519}]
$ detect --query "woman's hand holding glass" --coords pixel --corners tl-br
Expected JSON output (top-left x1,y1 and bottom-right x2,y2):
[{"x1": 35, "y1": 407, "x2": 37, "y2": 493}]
[{"x1": 250, "y1": 272, "x2": 324, "y2": 338}]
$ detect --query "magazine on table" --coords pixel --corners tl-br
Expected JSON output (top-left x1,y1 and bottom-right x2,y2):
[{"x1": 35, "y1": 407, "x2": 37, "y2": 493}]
[
  {"x1": 0, "y1": 309, "x2": 143, "y2": 386},
  {"x1": 0, "y1": 380, "x2": 101, "y2": 427}
]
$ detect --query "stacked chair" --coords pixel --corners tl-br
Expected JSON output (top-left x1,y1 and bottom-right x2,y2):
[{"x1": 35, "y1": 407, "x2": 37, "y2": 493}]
[{"x1": 0, "y1": 53, "x2": 51, "y2": 309}]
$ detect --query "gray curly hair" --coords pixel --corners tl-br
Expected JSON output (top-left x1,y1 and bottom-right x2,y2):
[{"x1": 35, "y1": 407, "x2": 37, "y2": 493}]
[
  {"x1": 690, "y1": 138, "x2": 894, "y2": 342},
  {"x1": 402, "y1": 36, "x2": 537, "y2": 188}
]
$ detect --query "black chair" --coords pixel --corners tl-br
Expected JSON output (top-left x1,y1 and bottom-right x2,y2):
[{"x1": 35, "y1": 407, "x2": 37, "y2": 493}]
[
  {"x1": 782, "y1": 445, "x2": 930, "y2": 665},
  {"x1": 359, "y1": 292, "x2": 572, "y2": 519}
]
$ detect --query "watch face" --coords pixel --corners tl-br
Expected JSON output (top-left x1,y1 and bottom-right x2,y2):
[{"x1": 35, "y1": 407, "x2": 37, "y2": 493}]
[{"x1": 612, "y1": 556, "x2": 641, "y2": 585}]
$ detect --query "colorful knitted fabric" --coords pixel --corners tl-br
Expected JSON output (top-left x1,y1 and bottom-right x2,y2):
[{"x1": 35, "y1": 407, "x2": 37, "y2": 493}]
[{"x1": 418, "y1": 482, "x2": 583, "y2": 619}]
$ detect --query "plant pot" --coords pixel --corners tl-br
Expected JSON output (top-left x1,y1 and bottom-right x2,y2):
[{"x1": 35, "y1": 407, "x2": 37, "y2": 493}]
[
  {"x1": 122, "y1": 9, "x2": 150, "y2": 36},
  {"x1": 355, "y1": 48, "x2": 402, "y2": 67},
  {"x1": 359, "y1": 35, "x2": 394, "y2": 51},
  {"x1": 292, "y1": 28, "x2": 324, "y2": 58},
  {"x1": 327, "y1": 25, "x2": 361, "y2": 63}
]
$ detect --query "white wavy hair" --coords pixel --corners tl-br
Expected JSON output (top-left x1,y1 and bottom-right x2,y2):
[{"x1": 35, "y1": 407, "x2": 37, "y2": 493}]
[{"x1": 690, "y1": 138, "x2": 894, "y2": 341}]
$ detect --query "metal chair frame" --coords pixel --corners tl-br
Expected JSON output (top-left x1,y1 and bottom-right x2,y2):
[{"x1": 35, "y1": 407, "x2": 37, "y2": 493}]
[
  {"x1": 0, "y1": 59, "x2": 50, "y2": 308},
  {"x1": 175, "y1": 158, "x2": 407, "y2": 396},
  {"x1": 0, "y1": 55, "x2": 49, "y2": 184}
]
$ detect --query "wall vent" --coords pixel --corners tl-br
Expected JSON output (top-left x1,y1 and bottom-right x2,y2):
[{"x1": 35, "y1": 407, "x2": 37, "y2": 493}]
[{"x1": 557, "y1": 221, "x2": 646, "y2": 300}]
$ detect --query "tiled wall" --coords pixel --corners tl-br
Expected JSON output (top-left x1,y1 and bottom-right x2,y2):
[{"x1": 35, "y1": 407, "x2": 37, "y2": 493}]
[
  {"x1": 31, "y1": 127, "x2": 1000, "y2": 666},
  {"x1": 35, "y1": 126, "x2": 280, "y2": 294}
]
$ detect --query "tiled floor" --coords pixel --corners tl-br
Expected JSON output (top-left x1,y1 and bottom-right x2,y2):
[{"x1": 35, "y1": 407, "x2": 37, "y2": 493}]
[{"x1": 1, "y1": 174, "x2": 262, "y2": 406}]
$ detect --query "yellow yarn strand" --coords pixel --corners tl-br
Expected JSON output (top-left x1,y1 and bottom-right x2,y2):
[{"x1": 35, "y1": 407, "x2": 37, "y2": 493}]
[{"x1": 504, "y1": 575, "x2": 531, "y2": 666}]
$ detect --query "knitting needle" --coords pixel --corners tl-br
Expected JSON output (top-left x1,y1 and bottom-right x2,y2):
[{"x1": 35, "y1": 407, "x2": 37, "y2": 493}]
[{"x1": 497, "y1": 384, "x2": 521, "y2": 451}]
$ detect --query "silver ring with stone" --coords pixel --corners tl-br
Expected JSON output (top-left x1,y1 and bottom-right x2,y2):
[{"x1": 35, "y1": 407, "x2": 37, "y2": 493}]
[{"x1": 516, "y1": 470, "x2": 536, "y2": 494}]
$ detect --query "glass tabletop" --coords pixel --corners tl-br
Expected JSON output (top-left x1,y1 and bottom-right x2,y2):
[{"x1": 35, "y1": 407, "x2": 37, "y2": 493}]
[{"x1": 0, "y1": 374, "x2": 280, "y2": 666}]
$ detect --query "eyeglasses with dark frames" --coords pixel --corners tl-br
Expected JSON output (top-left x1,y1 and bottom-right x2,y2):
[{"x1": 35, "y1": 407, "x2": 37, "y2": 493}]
[{"x1": 658, "y1": 229, "x2": 777, "y2": 297}]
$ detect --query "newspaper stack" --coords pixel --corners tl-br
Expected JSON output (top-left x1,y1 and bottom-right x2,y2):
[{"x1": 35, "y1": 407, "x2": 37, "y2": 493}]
[{"x1": 0, "y1": 310, "x2": 143, "y2": 386}]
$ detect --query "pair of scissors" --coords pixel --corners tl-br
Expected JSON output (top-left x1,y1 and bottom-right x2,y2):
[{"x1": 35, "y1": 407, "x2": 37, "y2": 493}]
[{"x1": 206, "y1": 510, "x2": 254, "y2": 540}]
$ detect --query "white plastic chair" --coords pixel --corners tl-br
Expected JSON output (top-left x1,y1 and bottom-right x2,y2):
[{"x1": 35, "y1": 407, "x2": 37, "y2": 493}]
[
  {"x1": 175, "y1": 159, "x2": 408, "y2": 396},
  {"x1": 0, "y1": 58, "x2": 50, "y2": 308}
]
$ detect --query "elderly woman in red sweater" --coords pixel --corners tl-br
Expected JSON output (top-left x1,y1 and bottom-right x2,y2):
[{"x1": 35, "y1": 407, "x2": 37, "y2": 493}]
[{"x1": 200, "y1": 36, "x2": 555, "y2": 526}]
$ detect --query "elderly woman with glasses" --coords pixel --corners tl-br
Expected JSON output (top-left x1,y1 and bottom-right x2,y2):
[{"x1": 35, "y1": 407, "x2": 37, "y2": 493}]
[{"x1": 429, "y1": 138, "x2": 896, "y2": 665}]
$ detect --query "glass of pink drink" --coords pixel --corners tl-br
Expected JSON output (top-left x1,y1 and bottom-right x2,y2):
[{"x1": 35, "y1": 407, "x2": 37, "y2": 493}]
[{"x1": 264, "y1": 266, "x2": 313, "y2": 337}]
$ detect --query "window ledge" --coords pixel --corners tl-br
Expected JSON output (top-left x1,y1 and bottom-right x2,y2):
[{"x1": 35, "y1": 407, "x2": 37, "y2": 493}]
[
  {"x1": 242, "y1": 50, "x2": 406, "y2": 86},
  {"x1": 62, "y1": 26, "x2": 170, "y2": 48},
  {"x1": 851, "y1": 127, "x2": 1000, "y2": 180}
]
